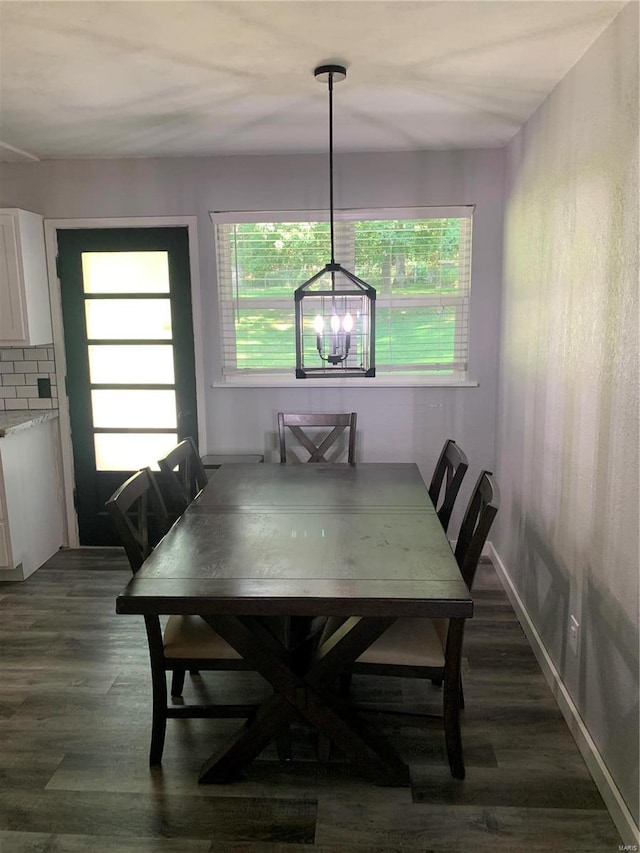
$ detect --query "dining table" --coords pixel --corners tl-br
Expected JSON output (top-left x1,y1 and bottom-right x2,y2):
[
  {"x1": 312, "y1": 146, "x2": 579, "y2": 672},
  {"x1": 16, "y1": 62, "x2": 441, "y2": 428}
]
[{"x1": 115, "y1": 462, "x2": 473, "y2": 785}]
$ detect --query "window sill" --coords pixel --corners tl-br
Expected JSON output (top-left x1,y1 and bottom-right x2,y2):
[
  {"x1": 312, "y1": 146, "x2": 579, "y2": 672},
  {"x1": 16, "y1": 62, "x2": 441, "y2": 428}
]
[{"x1": 211, "y1": 376, "x2": 479, "y2": 389}]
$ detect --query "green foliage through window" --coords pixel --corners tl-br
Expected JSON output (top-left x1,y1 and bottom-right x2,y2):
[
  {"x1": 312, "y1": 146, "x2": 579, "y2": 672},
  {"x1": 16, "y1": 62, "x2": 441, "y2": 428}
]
[{"x1": 215, "y1": 211, "x2": 472, "y2": 376}]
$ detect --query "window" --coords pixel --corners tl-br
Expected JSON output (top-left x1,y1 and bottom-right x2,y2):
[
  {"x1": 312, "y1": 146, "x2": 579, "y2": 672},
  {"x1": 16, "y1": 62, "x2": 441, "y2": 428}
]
[{"x1": 213, "y1": 207, "x2": 473, "y2": 381}]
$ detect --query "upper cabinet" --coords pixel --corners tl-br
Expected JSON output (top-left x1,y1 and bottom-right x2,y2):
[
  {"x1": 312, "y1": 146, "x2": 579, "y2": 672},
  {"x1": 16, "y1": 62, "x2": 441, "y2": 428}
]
[{"x1": 0, "y1": 208, "x2": 53, "y2": 346}]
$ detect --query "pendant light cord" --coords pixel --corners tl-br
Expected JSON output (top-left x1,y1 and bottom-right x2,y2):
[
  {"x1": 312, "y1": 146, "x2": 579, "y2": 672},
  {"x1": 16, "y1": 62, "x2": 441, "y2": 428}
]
[{"x1": 328, "y1": 71, "x2": 335, "y2": 265}]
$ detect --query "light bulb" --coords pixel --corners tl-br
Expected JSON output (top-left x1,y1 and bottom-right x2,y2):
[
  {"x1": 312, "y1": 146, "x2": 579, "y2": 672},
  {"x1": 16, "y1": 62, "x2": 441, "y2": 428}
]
[
  {"x1": 330, "y1": 314, "x2": 341, "y2": 333},
  {"x1": 342, "y1": 312, "x2": 353, "y2": 332},
  {"x1": 312, "y1": 315, "x2": 324, "y2": 334}
]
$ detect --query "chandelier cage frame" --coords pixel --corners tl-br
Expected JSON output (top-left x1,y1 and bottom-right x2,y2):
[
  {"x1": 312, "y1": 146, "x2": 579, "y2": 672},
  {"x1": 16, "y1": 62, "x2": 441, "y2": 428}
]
[{"x1": 294, "y1": 64, "x2": 376, "y2": 379}]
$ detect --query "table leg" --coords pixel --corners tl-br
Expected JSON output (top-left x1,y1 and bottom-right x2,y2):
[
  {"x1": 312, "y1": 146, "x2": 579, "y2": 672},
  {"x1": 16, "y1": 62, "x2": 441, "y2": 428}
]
[
  {"x1": 199, "y1": 692, "x2": 295, "y2": 783},
  {"x1": 200, "y1": 613, "x2": 410, "y2": 786},
  {"x1": 298, "y1": 677, "x2": 409, "y2": 785}
]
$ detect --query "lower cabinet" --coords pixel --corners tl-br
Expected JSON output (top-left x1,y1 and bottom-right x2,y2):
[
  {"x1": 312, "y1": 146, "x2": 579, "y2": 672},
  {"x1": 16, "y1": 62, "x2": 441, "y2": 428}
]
[{"x1": 0, "y1": 418, "x2": 65, "y2": 580}]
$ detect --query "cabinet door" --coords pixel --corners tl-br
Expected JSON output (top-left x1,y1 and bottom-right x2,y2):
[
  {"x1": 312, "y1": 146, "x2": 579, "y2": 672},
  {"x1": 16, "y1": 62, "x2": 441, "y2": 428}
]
[
  {"x1": 0, "y1": 213, "x2": 28, "y2": 341},
  {"x1": 0, "y1": 209, "x2": 52, "y2": 345},
  {"x1": 0, "y1": 452, "x2": 13, "y2": 569}
]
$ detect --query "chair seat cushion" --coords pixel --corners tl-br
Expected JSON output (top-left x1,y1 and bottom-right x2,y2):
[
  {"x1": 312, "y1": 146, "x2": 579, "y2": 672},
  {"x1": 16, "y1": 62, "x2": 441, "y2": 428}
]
[
  {"x1": 163, "y1": 615, "x2": 242, "y2": 659},
  {"x1": 356, "y1": 617, "x2": 448, "y2": 668}
]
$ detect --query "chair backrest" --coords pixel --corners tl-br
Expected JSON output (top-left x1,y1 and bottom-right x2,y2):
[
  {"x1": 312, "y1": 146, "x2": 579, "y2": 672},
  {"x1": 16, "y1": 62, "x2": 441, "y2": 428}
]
[
  {"x1": 454, "y1": 470, "x2": 499, "y2": 589},
  {"x1": 278, "y1": 412, "x2": 357, "y2": 463},
  {"x1": 105, "y1": 468, "x2": 170, "y2": 573},
  {"x1": 158, "y1": 436, "x2": 209, "y2": 513},
  {"x1": 428, "y1": 439, "x2": 469, "y2": 532}
]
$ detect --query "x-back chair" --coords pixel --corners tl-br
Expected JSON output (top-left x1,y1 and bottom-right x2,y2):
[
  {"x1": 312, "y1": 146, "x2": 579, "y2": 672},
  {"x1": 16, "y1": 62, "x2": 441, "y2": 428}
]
[
  {"x1": 278, "y1": 412, "x2": 357, "y2": 464},
  {"x1": 428, "y1": 439, "x2": 469, "y2": 532},
  {"x1": 158, "y1": 436, "x2": 209, "y2": 517},
  {"x1": 319, "y1": 470, "x2": 499, "y2": 780},
  {"x1": 106, "y1": 467, "x2": 256, "y2": 765}
]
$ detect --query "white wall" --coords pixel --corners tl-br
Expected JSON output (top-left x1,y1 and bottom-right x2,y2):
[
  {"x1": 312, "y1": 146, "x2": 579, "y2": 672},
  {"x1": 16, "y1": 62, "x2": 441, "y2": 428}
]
[
  {"x1": 495, "y1": 1, "x2": 639, "y2": 828},
  {"x1": 0, "y1": 147, "x2": 505, "y2": 525}
]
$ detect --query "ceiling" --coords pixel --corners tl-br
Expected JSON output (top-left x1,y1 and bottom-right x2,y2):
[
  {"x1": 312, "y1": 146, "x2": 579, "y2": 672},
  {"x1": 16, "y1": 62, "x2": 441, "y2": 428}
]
[{"x1": 0, "y1": 1, "x2": 626, "y2": 162}]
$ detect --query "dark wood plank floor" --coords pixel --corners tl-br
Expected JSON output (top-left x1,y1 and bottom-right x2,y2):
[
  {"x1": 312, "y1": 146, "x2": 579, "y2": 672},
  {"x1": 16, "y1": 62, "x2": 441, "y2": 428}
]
[{"x1": 0, "y1": 549, "x2": 622, "y2": 851}]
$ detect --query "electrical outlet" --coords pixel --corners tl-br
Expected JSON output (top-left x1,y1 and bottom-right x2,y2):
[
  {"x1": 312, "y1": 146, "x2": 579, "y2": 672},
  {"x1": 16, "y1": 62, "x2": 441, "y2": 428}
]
[
  {"x1": 37, "y1": 377, "x2": 52, "y2": 399},
  {"x1": 569, "y1": 615, "x2": 580, "y2": 657}
]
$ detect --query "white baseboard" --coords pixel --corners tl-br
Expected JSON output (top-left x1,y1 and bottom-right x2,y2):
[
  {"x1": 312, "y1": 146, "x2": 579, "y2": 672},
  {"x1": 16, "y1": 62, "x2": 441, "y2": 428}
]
[
  {"x1": 0, "y1": 562, "x2": 31, "y2": 582},
  {"x1": 488, "y1": 542, "x2": 640, "y2": 847}
]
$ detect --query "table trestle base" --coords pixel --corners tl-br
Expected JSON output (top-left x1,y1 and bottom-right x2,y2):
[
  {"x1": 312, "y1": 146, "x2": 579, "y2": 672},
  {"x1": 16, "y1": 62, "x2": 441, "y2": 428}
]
[{"x1": 197, "y1": 613, "x2": 411, "y2": 786}]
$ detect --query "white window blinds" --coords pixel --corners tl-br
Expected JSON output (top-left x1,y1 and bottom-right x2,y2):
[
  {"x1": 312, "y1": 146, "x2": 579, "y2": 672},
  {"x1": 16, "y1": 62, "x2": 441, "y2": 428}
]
[{"x1": 213, "y1": 207, "x2": 473, "y2": 378}]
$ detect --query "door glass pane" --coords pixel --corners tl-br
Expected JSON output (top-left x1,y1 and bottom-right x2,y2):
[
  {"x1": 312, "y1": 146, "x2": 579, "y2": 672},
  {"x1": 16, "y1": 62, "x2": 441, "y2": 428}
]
[
  {"x1": 88, "y1": 345, "x2": 175, "y2": 384},
  {"x1": 92, "y1": 390, "x2": 177, "y2": 429},
  {"x1": 82, "y1": 252, "x2": 170, "y2": 294},
  {"x1": 85, "y1": 299, "x2": 172, "y2": 340},
  {"x1": 94, "y1": 433, "x2": 178, "y2": 472}
]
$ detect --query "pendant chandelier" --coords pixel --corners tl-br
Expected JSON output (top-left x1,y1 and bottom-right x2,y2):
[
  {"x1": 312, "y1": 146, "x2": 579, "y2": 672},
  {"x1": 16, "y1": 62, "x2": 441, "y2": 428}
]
[{"x1": 294, "y1": 64, "x2": 376, "y2": 379}]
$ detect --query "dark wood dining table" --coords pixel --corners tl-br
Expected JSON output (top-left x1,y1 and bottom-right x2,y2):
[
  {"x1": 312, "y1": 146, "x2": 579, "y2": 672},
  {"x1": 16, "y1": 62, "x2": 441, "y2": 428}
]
[{"x1": 116, "y1": 462, "x2": 473, "y2": 785}]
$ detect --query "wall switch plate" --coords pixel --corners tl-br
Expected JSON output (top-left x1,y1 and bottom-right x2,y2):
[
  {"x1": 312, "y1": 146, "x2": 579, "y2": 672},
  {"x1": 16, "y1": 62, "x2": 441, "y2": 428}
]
[{"x1": 569, "y1": 615, "x2": 580, "y2": 657}]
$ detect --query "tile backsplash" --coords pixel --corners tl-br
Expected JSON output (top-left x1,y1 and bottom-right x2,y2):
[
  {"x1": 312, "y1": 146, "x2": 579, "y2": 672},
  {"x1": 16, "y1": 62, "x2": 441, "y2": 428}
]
[{"x1": 0, "y1": 345, "x2": 58, "y2": 411}]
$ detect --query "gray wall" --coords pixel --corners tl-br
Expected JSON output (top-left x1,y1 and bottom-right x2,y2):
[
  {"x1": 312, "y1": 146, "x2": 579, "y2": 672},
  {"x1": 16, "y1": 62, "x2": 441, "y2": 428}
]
[
  {"x1": 495, "y1": 2, "x2": 639, "y2": 824},
  {"x1": 0, "y1": 147, "x2": 505, "y2": 524}
]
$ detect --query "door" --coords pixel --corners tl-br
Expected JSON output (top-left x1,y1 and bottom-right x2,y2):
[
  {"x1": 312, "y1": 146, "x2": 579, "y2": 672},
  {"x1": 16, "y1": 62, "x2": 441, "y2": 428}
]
[{"x1": 57, "y1": 227, "x2": 198, "y2": 545}]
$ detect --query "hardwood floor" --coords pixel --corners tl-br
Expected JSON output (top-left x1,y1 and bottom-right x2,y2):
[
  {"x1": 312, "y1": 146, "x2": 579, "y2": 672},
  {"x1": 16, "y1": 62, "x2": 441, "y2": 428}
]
[{"x1": 0, "y1": 549, "x2": 622, "y2": 851}]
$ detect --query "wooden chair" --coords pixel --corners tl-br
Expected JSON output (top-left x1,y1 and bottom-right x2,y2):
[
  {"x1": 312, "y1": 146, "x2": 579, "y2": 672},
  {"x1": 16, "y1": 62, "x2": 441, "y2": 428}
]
[
  {"x1": 278, "y1": 412, "x2": 357, "y2": 463},
  {"x1": 277, "y1": 412, "x2": 358, "y2": 675},
  {"x1": 105, "y1": 468, "x2": 256, "y2": 766},
  {"x1": 158, "y1": 436, "x2": 209, "y2": 515},
  {"x1": 323, "y1": 470, "x2": 499, "y2": 779},
  {"x1": 428, "y1": 439, "x2": 469, "y2": 533}
]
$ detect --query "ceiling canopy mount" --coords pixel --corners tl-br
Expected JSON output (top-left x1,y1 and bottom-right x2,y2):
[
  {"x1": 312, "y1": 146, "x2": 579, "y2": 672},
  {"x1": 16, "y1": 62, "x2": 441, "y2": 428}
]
[{"x1": 313, "y1": 64, "x2": 347, "y2": 84}]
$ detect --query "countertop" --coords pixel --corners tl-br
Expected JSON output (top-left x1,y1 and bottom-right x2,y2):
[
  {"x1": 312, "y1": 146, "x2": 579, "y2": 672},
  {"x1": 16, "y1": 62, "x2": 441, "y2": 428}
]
[{"x1": 0, "y1": 409, "x2": 59, "y2": 438}]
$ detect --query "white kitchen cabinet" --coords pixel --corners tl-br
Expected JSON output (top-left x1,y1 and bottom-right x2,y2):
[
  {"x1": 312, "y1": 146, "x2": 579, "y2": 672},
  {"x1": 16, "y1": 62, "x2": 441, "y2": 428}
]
[
  {"x1": 0, "y1": 413, "x2": 65, "y2": 580},
  {"x1": 0, "y1": 207, "x2": 53, "y2": 345}
]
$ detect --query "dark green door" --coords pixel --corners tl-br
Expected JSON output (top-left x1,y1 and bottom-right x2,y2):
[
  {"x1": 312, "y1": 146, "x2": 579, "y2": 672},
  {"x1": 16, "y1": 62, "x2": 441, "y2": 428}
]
[{"x1": 57, "y1": 227, "x2": 198, "y2": 545}]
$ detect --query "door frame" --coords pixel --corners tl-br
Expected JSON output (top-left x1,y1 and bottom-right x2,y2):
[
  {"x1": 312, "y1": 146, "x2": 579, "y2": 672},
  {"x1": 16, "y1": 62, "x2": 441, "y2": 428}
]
[{"x1": 44, "y1": 217, "x2": 204, "y2": 548}]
